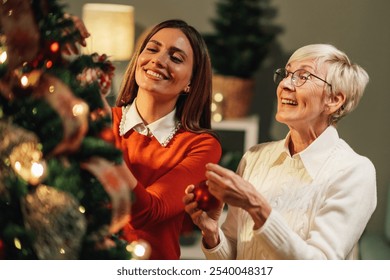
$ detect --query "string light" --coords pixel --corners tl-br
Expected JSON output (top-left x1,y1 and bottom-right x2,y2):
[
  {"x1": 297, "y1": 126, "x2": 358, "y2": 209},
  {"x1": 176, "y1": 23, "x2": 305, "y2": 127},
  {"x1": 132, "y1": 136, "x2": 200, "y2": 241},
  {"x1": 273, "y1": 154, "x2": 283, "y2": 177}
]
[
  {"x1": 46, "y1": 60, "x2": 53, "y2": 69},
  {"x1": 50, "y1": 42, "x2": 60, "y2": 53},
  {"x1": 126, "y1": 239, "x2": 151, "y2": 260},
  {"x1": 72, "y1": 102, "x2": 88, "y2": 117},
  {"x1": 9, "y1": 142, "x2": 47, "y2": 185},
  {"x1": 13, "y1": 238, "x2": 22, "y2": 250},
  {"x1": 0, "y1": 50, "x2": 7, "y2": 64},
  {"x1": 20, "y1": 75, "x2": 29, "y2": 87},
  {"x1": 212, "y1": 92, "x2": 224, "y2": 122}
]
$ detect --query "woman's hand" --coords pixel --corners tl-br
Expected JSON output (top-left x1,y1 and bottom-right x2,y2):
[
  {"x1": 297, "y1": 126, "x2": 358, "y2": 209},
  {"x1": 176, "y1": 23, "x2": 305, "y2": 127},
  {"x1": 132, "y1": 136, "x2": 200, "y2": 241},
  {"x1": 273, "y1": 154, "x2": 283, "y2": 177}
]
[
  {"x1": 63, "y1": 14, "x2": 91, "y2": 55},
  {"x1": 183, "y1": 184, "x2": 223, "y2": 248},
  {"x1": 205, "y1": 163, "x2": 272, "y2": 229}
]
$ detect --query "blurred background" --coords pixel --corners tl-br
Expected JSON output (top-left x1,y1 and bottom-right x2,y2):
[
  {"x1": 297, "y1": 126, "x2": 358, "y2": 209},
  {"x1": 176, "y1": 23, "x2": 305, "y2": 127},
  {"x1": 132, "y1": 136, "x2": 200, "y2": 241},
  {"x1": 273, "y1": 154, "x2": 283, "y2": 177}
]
[{"x1": 66, "y1": 0, "x2": 389, "y2": 241}]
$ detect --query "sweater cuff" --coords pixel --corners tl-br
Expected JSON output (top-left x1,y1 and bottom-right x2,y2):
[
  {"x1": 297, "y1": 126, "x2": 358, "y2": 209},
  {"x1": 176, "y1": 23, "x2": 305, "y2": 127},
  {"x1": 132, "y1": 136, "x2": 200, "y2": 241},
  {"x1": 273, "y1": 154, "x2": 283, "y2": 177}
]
[
  {"x1": 201, "y1": 228, "x2": 232, "y2": 260},
  {"x1": 253, "y1": 210, "x2": 291, "y2": 250}
]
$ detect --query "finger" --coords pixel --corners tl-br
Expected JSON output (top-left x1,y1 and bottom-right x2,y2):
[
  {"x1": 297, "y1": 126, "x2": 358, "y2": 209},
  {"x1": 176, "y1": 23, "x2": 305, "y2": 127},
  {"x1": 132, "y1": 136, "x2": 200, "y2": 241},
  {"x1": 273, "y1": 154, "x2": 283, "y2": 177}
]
[
  {"x1": 184, "y1": 201, "x2": 199, "y2": 215},
  {"x1": 71, "y1": 15, "x2": 90, "y2": 39},
  {"x1": 182, "y1": 192, "x2": 195, "y2": 205},
  {"x1": 191, "y1": 209, "x2": 204, "y2": 220},
  {"x1": 184, "y1": 184, "x2": 195, "y2": 194},
  {"x1": 80, "y1": 39, "x2": 87, "y2": 47},
  {"x1": 206, "y1": 169, "x2": 230, "y2": 187},
  {"x1": 63, "y1": 43, "x2": 79, "y2": 55},
  {"x1": 206, "y1": 162, "x2": 235, "y2": 177}
]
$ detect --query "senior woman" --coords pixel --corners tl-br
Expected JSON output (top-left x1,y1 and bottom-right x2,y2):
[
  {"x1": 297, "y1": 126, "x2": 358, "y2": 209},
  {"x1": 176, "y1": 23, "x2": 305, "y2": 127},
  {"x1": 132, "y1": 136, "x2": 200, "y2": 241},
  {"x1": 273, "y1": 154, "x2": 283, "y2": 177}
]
[{"x1": 183, "y1": 44, "x2": 377, "y2": 259}]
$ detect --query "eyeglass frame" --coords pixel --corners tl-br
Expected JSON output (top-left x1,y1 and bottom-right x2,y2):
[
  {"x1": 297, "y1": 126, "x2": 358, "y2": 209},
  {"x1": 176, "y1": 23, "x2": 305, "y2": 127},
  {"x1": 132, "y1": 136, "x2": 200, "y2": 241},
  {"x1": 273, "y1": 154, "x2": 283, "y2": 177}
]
[{"x1": 274, "y1": 68, "x2": 332, "y2": 90}]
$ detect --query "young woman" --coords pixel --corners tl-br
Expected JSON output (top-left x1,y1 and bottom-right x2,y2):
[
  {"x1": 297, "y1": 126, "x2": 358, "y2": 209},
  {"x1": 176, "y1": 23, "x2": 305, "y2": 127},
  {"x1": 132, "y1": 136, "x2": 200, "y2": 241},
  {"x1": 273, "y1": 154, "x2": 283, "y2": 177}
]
[{"x1": 108, "y1": 19, "x2": 221, "y2": 259}]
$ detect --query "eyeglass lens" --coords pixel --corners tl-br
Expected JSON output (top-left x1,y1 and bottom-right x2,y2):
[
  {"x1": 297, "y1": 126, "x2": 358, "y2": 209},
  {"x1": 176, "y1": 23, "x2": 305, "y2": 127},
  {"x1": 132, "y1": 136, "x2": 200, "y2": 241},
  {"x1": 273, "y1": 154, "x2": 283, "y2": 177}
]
[{"x1": 273, "y1": 68, "x2": 310, "y2": 87}]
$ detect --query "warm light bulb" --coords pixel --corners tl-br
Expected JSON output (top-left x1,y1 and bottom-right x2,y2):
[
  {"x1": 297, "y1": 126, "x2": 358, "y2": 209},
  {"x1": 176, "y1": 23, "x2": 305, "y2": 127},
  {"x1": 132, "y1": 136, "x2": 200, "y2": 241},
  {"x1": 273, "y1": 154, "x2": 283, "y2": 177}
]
[
  {"x1": 211, "y1": 102, "x2": 217, "y2": 112},
  {"x1": 20, "y1": 75, "x2": 29, "y2": 87},
  {"x1": 213, "y1": 113, "x2": 223, "y2": 122},
  {"x1": 72, "y1": 102, "x2": 89, "y2": 117},
  {"x1": 50, "y1": 42, "x2": 60, "y2": 53},
  {"x1": 126, "y1": 239, "x2": 151, "y2": 260},
  {"x1": 46, "y1": 60, "x2": 53, "y2": 68},
  {"x1": 214, "y1": 92, "x2": 224, "y2": 102},
  {"x1": 31, "y1": 162, "x2": 44, "y2": 178},
  {"x1": 13, "y1": 161, "x2": 21, "y2": 172},
  {"x1": 133, "y1": 244, "x2": 146, "y2": 258},
  {"x1": 9, "y1": 142, "x2": 47, "y2": 185},
  {"x1": 0, "y1": 51, "x2": 7, "y2": 63},
  {"x1": 14, "y1": 238, "x2": 22, "y2": 250}
]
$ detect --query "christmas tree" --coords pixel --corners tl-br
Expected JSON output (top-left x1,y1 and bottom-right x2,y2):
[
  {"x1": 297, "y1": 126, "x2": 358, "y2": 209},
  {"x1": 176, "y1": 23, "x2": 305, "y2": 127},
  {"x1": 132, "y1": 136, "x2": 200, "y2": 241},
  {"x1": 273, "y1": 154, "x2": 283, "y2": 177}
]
[
  {"x1": 203, "y1": 0, "x2": 279, "y2": 79},
  {"x1": 0, "y1": 0, "x2": 137, "y2": 259}
]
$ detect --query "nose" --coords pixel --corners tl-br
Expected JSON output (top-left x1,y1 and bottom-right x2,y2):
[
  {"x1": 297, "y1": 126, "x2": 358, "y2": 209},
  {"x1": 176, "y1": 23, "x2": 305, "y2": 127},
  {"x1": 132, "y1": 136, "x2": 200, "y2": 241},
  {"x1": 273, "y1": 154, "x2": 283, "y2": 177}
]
[
  {"x1": 281, "y1": 73, "x2": 295, "y2": 90},
  {"x1": 152, "y1": 52, "x2": 169, "y2": 67}
]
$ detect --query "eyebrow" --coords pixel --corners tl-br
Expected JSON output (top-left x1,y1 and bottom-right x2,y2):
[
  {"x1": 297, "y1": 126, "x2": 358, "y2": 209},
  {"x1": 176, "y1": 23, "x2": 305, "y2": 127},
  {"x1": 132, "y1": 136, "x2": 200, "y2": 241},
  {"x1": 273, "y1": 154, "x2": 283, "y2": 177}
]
[
  {"x1": 147, "y1": 39, "x2": 188, "y2": 58},
  {"x1": 286, "y1": 63, "x2": 315, "y2": 71}
]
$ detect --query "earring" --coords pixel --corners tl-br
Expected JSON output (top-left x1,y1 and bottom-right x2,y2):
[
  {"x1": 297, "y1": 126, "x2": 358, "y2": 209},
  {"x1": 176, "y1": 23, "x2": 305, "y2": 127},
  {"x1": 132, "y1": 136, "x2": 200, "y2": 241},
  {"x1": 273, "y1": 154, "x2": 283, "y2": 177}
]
[{"x1": 184, "y1": 85, "x2": 190, "y2": 93}]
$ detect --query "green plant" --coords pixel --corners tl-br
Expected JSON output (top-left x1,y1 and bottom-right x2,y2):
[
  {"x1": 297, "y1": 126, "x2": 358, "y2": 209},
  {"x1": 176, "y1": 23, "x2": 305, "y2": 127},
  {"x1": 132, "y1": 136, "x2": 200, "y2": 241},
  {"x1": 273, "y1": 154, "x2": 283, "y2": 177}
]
[{"x1": 203, "y1": 0, "x2": 279, "y2": 79}]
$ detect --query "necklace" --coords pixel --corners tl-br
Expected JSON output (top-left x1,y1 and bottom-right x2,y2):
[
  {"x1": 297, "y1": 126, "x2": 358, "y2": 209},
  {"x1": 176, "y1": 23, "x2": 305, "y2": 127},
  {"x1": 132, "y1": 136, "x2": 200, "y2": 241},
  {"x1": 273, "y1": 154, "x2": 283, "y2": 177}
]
[
  {"x1": 119, "y1": 105, "x2": 131, "y2": 136},
  {"x1": 161, "y1": 121, "x2": 181, "y2": 147}
]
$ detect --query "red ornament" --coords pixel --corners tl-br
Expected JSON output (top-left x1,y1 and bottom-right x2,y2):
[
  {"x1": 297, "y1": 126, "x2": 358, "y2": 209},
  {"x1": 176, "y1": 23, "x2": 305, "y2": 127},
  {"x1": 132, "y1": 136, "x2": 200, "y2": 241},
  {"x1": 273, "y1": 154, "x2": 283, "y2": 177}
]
[{"x1": 193, "y1": 181, "x2": 220, "y2": 211}]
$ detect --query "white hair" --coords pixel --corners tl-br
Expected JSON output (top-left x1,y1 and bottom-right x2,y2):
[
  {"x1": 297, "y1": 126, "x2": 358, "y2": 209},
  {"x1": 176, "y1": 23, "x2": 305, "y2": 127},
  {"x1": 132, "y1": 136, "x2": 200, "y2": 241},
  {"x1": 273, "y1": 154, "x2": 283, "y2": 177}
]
[{"x1": 288, "y1": 44, "x2": 369, "y2": 124}]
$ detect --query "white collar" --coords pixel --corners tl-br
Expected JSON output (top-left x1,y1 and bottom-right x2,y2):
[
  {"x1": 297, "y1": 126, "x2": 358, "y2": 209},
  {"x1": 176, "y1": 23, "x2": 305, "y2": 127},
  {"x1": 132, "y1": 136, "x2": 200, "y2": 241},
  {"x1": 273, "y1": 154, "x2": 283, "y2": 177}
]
[
  {"x1": 119, "y1": 101, "x2": 180, "y2": 147},
  {"x1": 280, "y1": 125, "x2": 339, "y2": 179}
]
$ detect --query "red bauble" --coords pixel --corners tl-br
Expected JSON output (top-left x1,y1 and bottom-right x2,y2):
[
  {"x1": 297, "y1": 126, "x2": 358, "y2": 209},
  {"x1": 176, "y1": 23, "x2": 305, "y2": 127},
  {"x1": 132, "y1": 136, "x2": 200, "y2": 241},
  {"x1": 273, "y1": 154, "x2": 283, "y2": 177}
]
[{"x1": 193, "y1": 181, "x2": 220, "y2": 211}]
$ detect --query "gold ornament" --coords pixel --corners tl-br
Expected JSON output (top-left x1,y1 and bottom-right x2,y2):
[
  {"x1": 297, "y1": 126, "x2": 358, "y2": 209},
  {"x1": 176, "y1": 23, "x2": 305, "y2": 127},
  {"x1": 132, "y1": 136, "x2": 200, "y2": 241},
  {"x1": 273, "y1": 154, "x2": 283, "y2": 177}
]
[
  {"x1": 21, "y1": 184, "x2": 87, "y2": 259},
  {"x1": 0, "y1": 121, "x2": 46, "y2": 186}
]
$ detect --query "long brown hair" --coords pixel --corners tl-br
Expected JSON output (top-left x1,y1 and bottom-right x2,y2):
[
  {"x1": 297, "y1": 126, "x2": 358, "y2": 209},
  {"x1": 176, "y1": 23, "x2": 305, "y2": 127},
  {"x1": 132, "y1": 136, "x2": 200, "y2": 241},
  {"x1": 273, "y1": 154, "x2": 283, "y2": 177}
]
[{"x1": 116, "y1": 19, "x2": 217, "y2": 136}]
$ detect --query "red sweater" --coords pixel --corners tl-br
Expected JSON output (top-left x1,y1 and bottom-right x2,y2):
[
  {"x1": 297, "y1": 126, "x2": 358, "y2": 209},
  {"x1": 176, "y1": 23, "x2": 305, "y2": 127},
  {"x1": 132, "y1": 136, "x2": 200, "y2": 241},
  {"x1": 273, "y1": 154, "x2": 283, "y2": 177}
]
[{"x1": 112, "y1": 107, "x2": 222, "y2": 259}]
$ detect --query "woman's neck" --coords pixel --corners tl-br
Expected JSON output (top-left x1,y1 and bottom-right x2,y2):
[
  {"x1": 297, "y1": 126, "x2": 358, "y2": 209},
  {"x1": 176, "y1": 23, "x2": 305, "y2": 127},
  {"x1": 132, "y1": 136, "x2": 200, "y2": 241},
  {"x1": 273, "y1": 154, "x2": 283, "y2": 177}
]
[
  {"x1": 135, "y1": 92, "x2": 177, "y2": 125},
  {"x1": 288, "y1": 124, "x2": 329, "y2": 155}
]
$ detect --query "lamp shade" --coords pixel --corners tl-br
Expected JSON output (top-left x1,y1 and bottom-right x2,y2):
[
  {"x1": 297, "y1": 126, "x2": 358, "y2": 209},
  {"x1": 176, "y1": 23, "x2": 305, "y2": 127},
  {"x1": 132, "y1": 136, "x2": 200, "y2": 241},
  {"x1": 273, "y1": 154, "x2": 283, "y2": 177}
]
[{"x1": 82, "y1": 3, "x2": 134, "y2": 61}]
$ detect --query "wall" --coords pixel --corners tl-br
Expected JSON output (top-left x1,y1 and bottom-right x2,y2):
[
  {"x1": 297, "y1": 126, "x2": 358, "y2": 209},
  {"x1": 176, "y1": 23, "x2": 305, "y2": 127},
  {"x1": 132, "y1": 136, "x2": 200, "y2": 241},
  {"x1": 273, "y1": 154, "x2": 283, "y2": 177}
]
[
  {"x1": 268, "y1": 0, "x2": 390, "y2": 234},
  {"x1": 66, "y1": 0, "x2": 390, "y2": 234}
]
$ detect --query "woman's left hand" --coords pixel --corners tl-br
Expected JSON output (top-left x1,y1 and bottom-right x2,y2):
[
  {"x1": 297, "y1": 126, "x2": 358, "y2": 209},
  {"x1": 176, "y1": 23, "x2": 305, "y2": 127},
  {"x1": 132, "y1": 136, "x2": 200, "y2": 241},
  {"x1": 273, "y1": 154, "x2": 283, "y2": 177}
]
[
  {"x1": 204, "y1": 163, "x2": 258, "y2": 209},
  {"x1": 205, "y1": 163, "x2": 272, "y2": 228}
]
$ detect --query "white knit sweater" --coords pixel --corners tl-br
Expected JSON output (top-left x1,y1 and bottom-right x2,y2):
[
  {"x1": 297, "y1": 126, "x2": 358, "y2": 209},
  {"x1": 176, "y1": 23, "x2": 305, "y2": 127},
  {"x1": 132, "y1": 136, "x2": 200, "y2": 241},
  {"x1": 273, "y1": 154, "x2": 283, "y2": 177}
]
[{"x1": 203, "y1": 126, "x2": 377, "y2": 259}]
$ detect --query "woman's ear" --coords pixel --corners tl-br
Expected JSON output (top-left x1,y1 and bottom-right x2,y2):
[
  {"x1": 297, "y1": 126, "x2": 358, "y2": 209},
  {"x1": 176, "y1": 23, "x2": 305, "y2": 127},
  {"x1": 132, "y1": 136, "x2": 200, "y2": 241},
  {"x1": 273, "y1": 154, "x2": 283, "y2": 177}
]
[{"x1": 326, "y1": 92, "x2": 346, "y2": 114}]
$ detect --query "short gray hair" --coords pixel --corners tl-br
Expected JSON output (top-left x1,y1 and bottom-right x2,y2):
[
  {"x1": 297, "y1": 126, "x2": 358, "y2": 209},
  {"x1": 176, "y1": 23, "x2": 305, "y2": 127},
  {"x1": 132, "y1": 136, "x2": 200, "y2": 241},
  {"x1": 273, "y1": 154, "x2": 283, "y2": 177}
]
[{"x1": 288, "y1": 44, "x2": 369, "y2": 125}]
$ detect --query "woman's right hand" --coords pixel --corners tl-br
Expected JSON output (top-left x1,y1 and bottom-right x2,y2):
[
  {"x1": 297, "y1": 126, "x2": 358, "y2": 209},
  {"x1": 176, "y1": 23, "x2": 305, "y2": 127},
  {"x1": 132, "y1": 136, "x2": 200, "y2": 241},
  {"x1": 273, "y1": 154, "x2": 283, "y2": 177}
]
[
  {"x1": 183, "y1": 184, "x2": 223, "y2": 248},
  {"x1": 63, "y1": 13, "x2": 90, "y2": 55}
]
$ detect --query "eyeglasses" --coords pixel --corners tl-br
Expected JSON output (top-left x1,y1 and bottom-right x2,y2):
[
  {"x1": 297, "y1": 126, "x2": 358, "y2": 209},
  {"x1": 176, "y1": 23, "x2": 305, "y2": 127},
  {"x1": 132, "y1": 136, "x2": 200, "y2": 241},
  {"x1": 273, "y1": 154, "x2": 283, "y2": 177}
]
[{"x1": 273, "y1": 68, "x2": 332, "y2": 89}]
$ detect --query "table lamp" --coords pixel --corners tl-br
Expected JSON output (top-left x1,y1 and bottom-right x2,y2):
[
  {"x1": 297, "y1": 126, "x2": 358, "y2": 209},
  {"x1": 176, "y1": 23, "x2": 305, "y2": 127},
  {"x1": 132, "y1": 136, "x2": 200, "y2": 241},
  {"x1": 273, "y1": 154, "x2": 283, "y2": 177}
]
[
  {"x1": 82, "y1": 3, "x2": 135, "y2": 101},
  {"x1": 82, "y1": 3, "x2": 134, "y2": 61}
]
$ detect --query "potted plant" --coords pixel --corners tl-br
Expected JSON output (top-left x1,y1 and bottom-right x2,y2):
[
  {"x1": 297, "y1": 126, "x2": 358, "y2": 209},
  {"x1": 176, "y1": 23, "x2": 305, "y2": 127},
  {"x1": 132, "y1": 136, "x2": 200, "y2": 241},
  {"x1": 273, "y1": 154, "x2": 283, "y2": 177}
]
[{"x1": 203, "y1": 0, "x2": 278, "y2": 119}]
